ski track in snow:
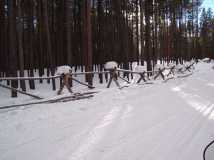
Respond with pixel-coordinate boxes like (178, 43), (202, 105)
(0, 62), (214, 160)
(68, 105), (123, 160)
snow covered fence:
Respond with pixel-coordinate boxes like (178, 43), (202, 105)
(0, 61), (197, 98)
(0, 61), (195, 82)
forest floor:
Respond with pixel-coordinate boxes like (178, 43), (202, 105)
(0, 61), (214, 160)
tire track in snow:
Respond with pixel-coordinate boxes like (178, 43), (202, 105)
(169, 84), (214, 159)
(68, 105), (123, 160)
(139, 83), (214, 160)
(141, 114), (200, 160)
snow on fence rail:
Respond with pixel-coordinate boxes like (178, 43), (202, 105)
(0, 75), (61, 81)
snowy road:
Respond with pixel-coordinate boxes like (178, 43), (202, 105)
(0, 62), (214, 160)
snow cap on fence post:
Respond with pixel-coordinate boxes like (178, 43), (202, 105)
(104, 61), (118, 70)
(202, 58), (211, 63)
(190, 59), (195, 64)
(134, 65), (147, 72)
(56, 65), (72, 75)
(155, 64), (164, 70)
(176, 64), (184, 70)
(184, 62), (191, 67)
(168, 63), (175, 68)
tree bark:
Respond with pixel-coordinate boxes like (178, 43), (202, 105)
(43, 0), (56, 90)
(8, 0), (18, 97)
(83, 0), (93, 86)
(17, 0), (26, 91)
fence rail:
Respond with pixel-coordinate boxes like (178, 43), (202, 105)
(0, 75), (61, 81)
(0, 71), (111, 81)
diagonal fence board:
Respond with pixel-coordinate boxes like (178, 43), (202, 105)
(0, 83), (43, 100)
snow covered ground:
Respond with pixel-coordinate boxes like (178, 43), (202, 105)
(0, 62), (214, 160)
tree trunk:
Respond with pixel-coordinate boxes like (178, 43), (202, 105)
(17, 0), (26, 91)
(145, 0), (152, 72)
(8, 0), (18, 97)
(43, 0), (56, 90)
(83, 0), (93, 86)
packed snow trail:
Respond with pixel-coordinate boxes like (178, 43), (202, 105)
(0, 62), (214, 160)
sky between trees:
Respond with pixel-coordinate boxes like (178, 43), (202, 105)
(202, 0), (214, 10)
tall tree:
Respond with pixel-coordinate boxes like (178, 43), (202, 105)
(17, 0), (26, 91)
(83, 0), (93, 86)
(43, 0), (56, 90)
(8, 0), (18, 97)
(144, 0), (152, 71)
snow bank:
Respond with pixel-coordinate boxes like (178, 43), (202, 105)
(56, 65), (72, 75)
(104, 61), (118, 70)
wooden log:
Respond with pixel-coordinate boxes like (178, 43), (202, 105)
(118, 76), (131, 84)
(184, 62), (195, 72)
(154, 68), (165, 80)
(117, 68), (155, 74)
(137, 72), (147, 83)
(0, 83), (43, 99)
(72, 77), (95, 89)
(106, 68), (121, 88)
(166, 66), (175, 77)
(0, 92), (98, 110)
(0, 75), (61, 81)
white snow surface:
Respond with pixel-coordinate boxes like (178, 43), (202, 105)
(176, 64), (184, 70)
(168, 63), (176, 68)
(155, 64), (165, 70)
(184, 62), (192, 67)
(56, 65), (72, 75)
(134, 65), (147, 72)
(202, 58), (211, 62)
(0, 62), (214, 160)
(104, 61), (118, 70)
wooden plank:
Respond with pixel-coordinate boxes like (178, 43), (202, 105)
(117, 68), (155, 74)
(0, 83), (43, 100)
(72, 78), (95, 89)
(0, 91), (97, 110)
(118, 76), (131, 83)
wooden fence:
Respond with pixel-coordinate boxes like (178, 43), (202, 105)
(0, 62), (195, 99)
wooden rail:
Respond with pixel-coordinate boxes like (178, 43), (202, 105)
(0, 75), (61, 81)
(0, 83), (43, 99)
(0, 71), (110, 81)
